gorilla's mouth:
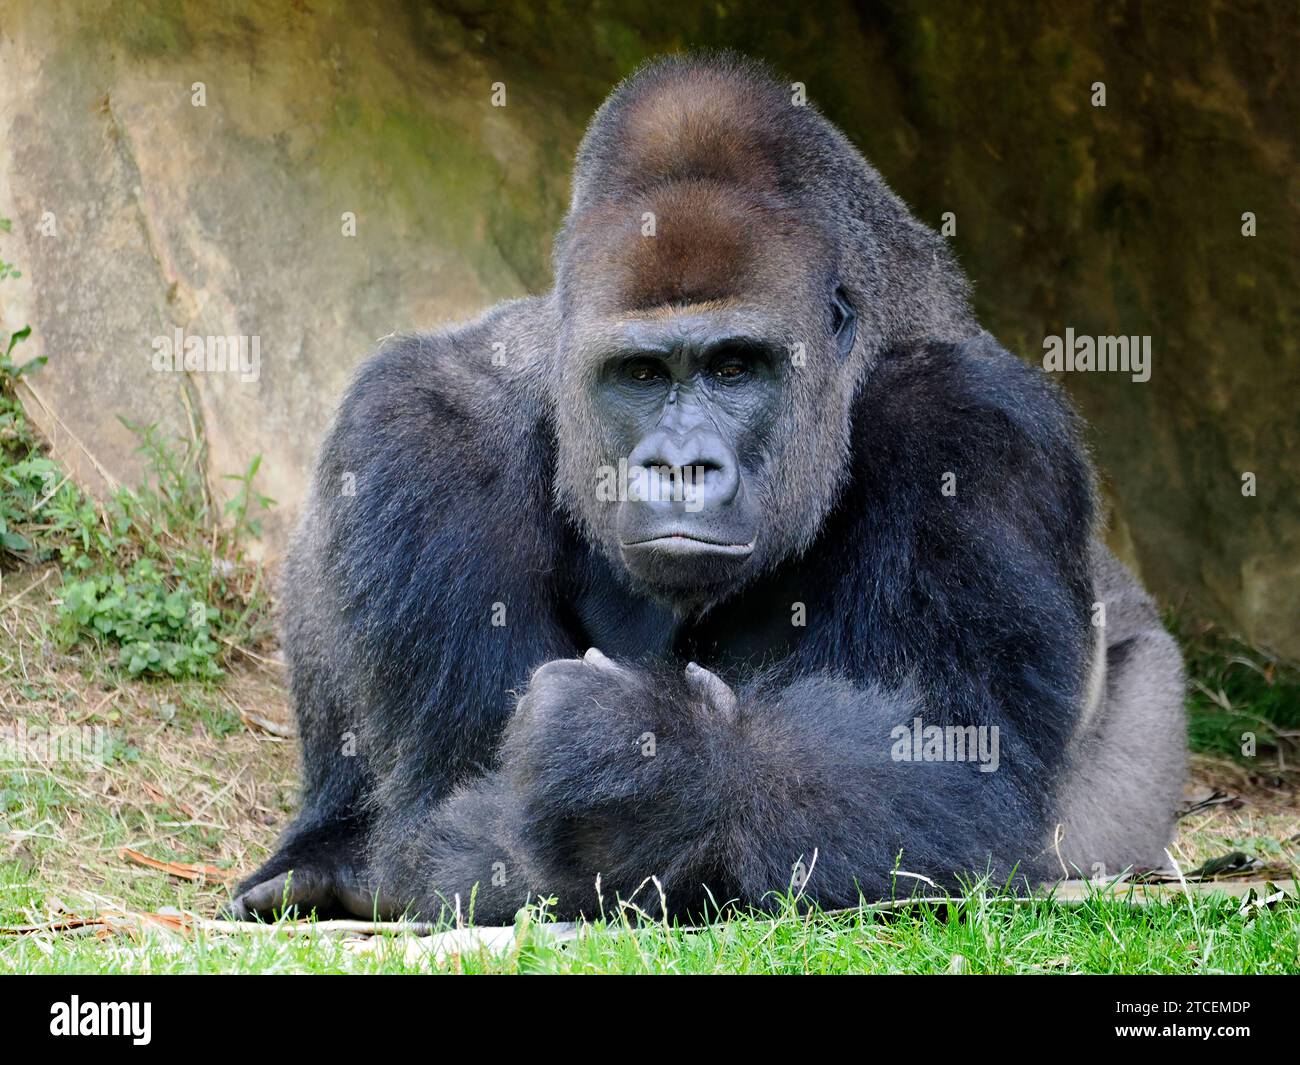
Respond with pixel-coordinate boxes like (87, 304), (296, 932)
(620, 532), (756, 557)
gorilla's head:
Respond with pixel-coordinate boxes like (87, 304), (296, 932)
(550, 54), (973, 609)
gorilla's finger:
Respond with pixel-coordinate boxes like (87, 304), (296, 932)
(218, 896), (251, 921)
(232, 872), (296, 917)
(685, 662), (739, 719)
(335, 876), (390, 920)
(231, 868), (331, 919)
(583, 647), (626, 674)
(525, 657), (594, 703)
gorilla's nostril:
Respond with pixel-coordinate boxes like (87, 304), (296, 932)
(672, 461), (717, 488)
(628, 430), (739, 507)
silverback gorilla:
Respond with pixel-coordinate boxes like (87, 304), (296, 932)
(228, 54), (1187, 922)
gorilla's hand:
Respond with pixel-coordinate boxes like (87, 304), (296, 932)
(222, 814), (386, 920)
(505, 650), (729, 807)
(499, 651), (742, 911)
(505, 648), (669, 801)
(223, 857), (383, 921)
(519, 647), (634, 705)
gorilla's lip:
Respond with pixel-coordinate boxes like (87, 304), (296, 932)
(620, 533), (756, 557)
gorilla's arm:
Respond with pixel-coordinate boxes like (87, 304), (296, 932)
(381, 653), (1059, 923)
(230, 300), (577, 918)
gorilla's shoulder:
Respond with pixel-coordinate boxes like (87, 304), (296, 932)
(864, 332), (1078, 444)
(336, 296), (556, 452)
(309, 296), (562, 516)
(306, 294), (562, 558)
(300, 296), (566, 628)
(854, 331), (1095, 544)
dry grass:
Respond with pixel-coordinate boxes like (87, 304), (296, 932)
(1175, 755), (1300, 874)
(1, 565), (293, 925)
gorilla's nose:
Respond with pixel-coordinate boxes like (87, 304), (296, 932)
(627, 429), (740, 510)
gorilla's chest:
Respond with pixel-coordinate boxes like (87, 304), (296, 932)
(572, 557), (821, 682)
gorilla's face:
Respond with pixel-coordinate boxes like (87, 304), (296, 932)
(590, 310), (786, 595)
(557, 283), (859, 608)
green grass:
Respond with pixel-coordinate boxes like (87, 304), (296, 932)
(3, 890), (1297, 974)
(1171, 615), (1300, 764)
(1, 283), (274, 681)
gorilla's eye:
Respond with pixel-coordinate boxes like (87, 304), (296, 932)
(625, 358), (665, 384)
(707, 339), (767, 384)
(830, 285), (858, 360)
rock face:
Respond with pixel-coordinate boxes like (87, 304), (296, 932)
(0, 1), (1296, 657)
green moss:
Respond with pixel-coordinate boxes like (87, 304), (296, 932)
(112, 0), (195, 58)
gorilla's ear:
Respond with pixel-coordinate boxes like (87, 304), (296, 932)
(830, 285), (858, 360)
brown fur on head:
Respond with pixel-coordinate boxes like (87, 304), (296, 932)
(565, 182), (812, 316)
(550, 53), (975, 602)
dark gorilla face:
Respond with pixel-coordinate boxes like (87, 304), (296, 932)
(562, 286), (860, 607)
(591, 312), (786, 594)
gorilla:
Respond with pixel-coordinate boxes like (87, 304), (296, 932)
(227, 54), (1186, 923)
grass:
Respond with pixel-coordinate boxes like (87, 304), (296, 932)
(1173, 615), (1300, 765)
(3, 890), (1299, 974)
(1, 218), (1297, 973)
